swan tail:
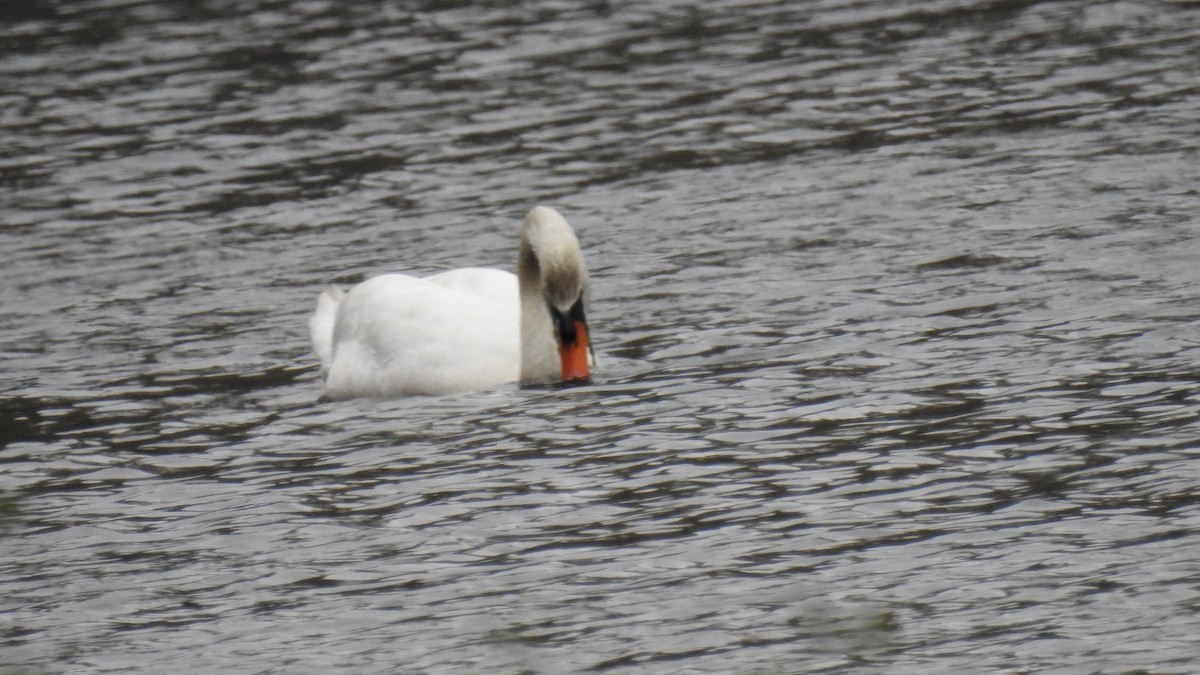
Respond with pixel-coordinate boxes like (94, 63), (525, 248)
(309, 286), (345, 373)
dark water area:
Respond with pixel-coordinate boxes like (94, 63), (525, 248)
(3, 0), (1200, 672)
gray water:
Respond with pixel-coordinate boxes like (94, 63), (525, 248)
(3, 1), (1200, 672)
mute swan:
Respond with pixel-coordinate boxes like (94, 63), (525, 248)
(309, 206), (592, 399)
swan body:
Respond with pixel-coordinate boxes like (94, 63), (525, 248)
(310, 206), (591, 399)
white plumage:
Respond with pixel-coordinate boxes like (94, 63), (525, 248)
(309, 206), (591, 399)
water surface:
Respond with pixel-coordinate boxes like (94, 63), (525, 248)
(3, 1), (1200, 672)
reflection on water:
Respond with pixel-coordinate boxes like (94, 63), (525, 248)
(3, 0), (1200, 672)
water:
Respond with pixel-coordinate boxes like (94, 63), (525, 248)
(3, 0), (1200, 672)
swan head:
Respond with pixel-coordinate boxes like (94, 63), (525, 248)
(517, 206), (592, 385)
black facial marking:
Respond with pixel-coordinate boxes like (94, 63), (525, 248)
(568, 297), (586, 327)
(548, 297), (586, 347)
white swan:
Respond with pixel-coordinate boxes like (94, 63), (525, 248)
(309, 206), (592, 399)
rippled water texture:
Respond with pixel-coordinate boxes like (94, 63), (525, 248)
(3, 1), (1200, 672)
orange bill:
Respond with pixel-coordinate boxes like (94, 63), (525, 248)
(558, 321), (590, 382)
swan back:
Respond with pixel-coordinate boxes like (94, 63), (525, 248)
(322, 270), (520, 399)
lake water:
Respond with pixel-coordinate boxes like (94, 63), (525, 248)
(3, 0), (1200, 672)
